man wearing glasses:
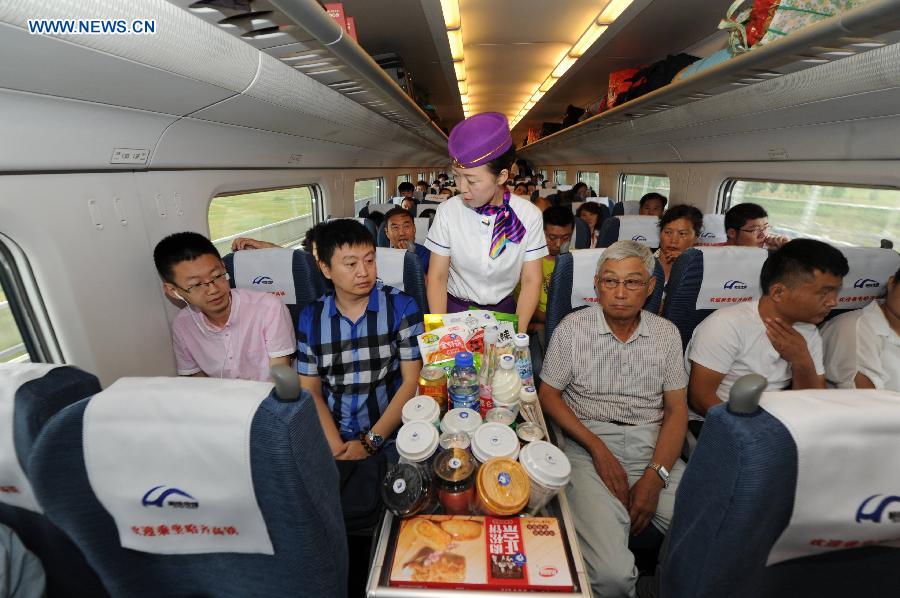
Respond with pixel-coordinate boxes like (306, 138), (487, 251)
(539, 240), (687, 597)
(724, 202), (790, 249)
(153, 232), (295, 381)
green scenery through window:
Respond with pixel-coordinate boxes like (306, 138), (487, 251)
(208, 186), (315, 255)
(578, 171), (600, 195)
(727, 180), (900, 247)
(622, 174), (670, 203)
(0, 289), (29, 363)
(354, 178), (383, 215)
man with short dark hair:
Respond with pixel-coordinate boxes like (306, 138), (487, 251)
(296, 219), (424, 459)
(397, 181), (415, 200)
(638, 193), (667, 217)
(687, 239), (849, 419)
(383, 207), (430, 275)
(724, 202), (790, 249)
(518, 206), (574, 330)
(153, 232), (295, 381)
(400, 196), (418, 212)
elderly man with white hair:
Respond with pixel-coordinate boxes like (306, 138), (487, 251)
(539, 240), (688, 598)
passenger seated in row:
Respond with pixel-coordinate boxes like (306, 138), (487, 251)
(153, 232), (295, 381)
(401, 197), (418, 213)
(638, 192), (667, 217)
(514, 182), (529, 196)
(517, 206), (574, 331)
(657, 204), (703, 283)
(415, 180), (429, 194)
(571, 182), (590, 200)
(383, 207), (431, 274)
(821, 264), (900, 390)
(576, 201), (605, 248)
(296, 219), (424, 458)
(687, 239), (848, 420)
(397, 181), (415, 200)
(539, 241), (687, 598)
(724, 202), (790, 249)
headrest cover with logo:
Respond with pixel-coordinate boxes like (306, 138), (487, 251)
(448, 112), (512, 169)
(761, 389), (900, 564)
(233, 248), (297, 305)
(0, 363), (60, 513)
(568, 249), (606, 308)
(695, 246), (768, 309)
(423, 193), (447, 203)
(376, 247), (407, 291)
(699, 214), (727, 246)
(837, 248), (900, 309)
(587, 197), (612, 209)
(617, 216), (660, 247)
(83, 377), (275, 555)
(623, 201), (641, 215)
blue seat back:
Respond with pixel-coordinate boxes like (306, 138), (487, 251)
(662, 399), (899, 598)
(597, 215), (660, 249)
(362, 218), (378, 240)
(375, 247), (428, 314)
(29, 389), (347, 598)
(572, 218), (591, 250)
(612, 201), (624, 216)
(376, 220), (390, 248)
(0, 366), (107, 597)
(545, 249), (665, 342)
(223, 248), (326, 329)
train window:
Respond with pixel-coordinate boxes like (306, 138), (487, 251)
(620, 174), (671, 202)
(578, 171), (599, 193)
(723, 179), (900, 247)
(208, 185), (320, 254)
(417, 172), (426, 182)
(0, 237), (55, 363)
(0, 288), (29, 363)
(554, 170), (567, 186)
(354, 178), (383, 215)
(538, 169), (547, 181)
(397, 174), (411, 185)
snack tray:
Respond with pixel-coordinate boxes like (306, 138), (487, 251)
(366, 404), (592, 597)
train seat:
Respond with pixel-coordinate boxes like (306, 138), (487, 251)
(375, 247), (428, 313)
(0, 364), (106, 597)
(597, 215), (661, 249)
(663, 246), (769, 350)
(612, 200), (641, 216)
(827, 247), (900, 321)
(223, 247), (327, 328)
(29, 372), (347, 598)
(572, 217), (592, 249)
(662, 375), (900, 597)
(698, 214), (728, 246)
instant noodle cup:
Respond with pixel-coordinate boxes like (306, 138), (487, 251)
(518, 440), (571, 513)
(476, 457), (530, 517)
(440, 408), (482, 439)
(402, 395), (441, 429)
(396, 421), (440, 468)
(471, 422), (520, 465)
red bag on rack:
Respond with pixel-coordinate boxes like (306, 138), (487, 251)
(607, 67), (640, 108)
(746, 0), (780, 47)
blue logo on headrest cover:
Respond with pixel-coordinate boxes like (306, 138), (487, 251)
(252, 276), (273, 285)
(856, 494), (900, 523)
(724, 280), (748, 290)
(142, 486), (199, 509)
(853, 278), (879, 289)
(700, 231), (716, 239)
(632, 235), (647, 242)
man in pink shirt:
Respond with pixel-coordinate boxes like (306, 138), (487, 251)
(153, 232), (295, 381)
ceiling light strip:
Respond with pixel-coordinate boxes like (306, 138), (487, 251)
(441, 0), (469, 117)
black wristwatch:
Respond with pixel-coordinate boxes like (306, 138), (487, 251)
(361, 430), (384, 454)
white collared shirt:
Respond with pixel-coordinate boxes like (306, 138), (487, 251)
(821, 301), (900, 391)
(425, 194), (548, 305)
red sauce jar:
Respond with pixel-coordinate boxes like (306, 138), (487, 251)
(433, 448), (476, 515)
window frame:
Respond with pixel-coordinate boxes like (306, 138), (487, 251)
(553, 169), (567, 186)
(354, 177), (384, 215)
(618, 173), (671, 203)
(577, 171), (600, 193)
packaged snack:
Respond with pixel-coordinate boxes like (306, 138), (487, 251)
(417, 325), (470, 365)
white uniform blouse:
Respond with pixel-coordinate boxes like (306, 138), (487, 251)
(425, 194), (548, 305)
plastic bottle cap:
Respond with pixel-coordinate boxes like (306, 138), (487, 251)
(396, 421), (440, 463)
(519, 386), (538, 403)
(402, 395), (440, 425)
(454, 351), (474, 368)
(472, 423), (520, 463)
(499, 354), (515, 369)
(513, 333), (530, 348)
(518, 440), (571, 488)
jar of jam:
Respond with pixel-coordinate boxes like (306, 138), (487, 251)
(381, 463), (436, 518)
(475, 457), (530, 517)
(433, 448), (476, 515)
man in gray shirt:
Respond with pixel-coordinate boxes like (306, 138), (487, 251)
(539, 240), (687, 598)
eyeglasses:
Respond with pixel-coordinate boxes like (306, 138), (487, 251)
(177, 272), (229, 294)
(598, 277), (648, 291)
(740, 225), (769, 235)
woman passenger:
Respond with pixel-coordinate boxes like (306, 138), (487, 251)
(571, 182), (590, 200)
(425, 112), (546, 333)
(575, 202), (605, 248)
(657, 204), (703, 283)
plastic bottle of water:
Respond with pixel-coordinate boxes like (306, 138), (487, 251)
(449, 351), (480, 412)
(513, 333), (535, 387)
(478, 327), (500, 418)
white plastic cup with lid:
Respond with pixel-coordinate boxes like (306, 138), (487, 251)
(518, 440), (571, 513)
(471, 422), (520, 464)
(402, 395), (441, 429)
(440, 408), (482, 439)
(396, 421), (440, 466)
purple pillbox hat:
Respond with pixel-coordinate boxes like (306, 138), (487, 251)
(447, 112), (513, 169)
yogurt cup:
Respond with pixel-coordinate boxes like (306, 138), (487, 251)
(471, 422), (520, 464)
(518, 440), (571, 513)
(396, 421), (440, 466)
(401, 395), (441, 429)
(440, 408), (482, 439)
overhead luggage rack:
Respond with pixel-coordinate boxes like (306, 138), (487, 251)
(520, 0), (900, 154)
(172, 0), (447, 153)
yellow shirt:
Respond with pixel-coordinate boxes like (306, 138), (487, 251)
(516, 256), (556, 315)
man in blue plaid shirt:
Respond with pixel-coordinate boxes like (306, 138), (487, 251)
(296, 219), (424, 460)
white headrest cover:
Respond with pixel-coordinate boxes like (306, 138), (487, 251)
(233, 248), (296, 305)
(556, 184), (573, 191)
(0, 363), (60, 513)
(761, 389), (900, 564)
(366, 203), (396, 215)
(83, 377), (274, 555)
(837, 248), (900, 309)
(617, 216), (660, 247)
(623, 201), (641, 215)
(569, 249), (606, 307)
(695, 246), (768, 309)
(538, 188), (556, 198)
(376, 247), (407, 291)
(571, 201), (584, 215)
(587, 197), (612, 209)
(414, 218), (429, 244)
(699, 214), (727, 246)
(423, 194), (447, 203)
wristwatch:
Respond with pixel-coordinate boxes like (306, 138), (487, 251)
(646, 463), (670, 488)
(364, 430), (385, 453)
